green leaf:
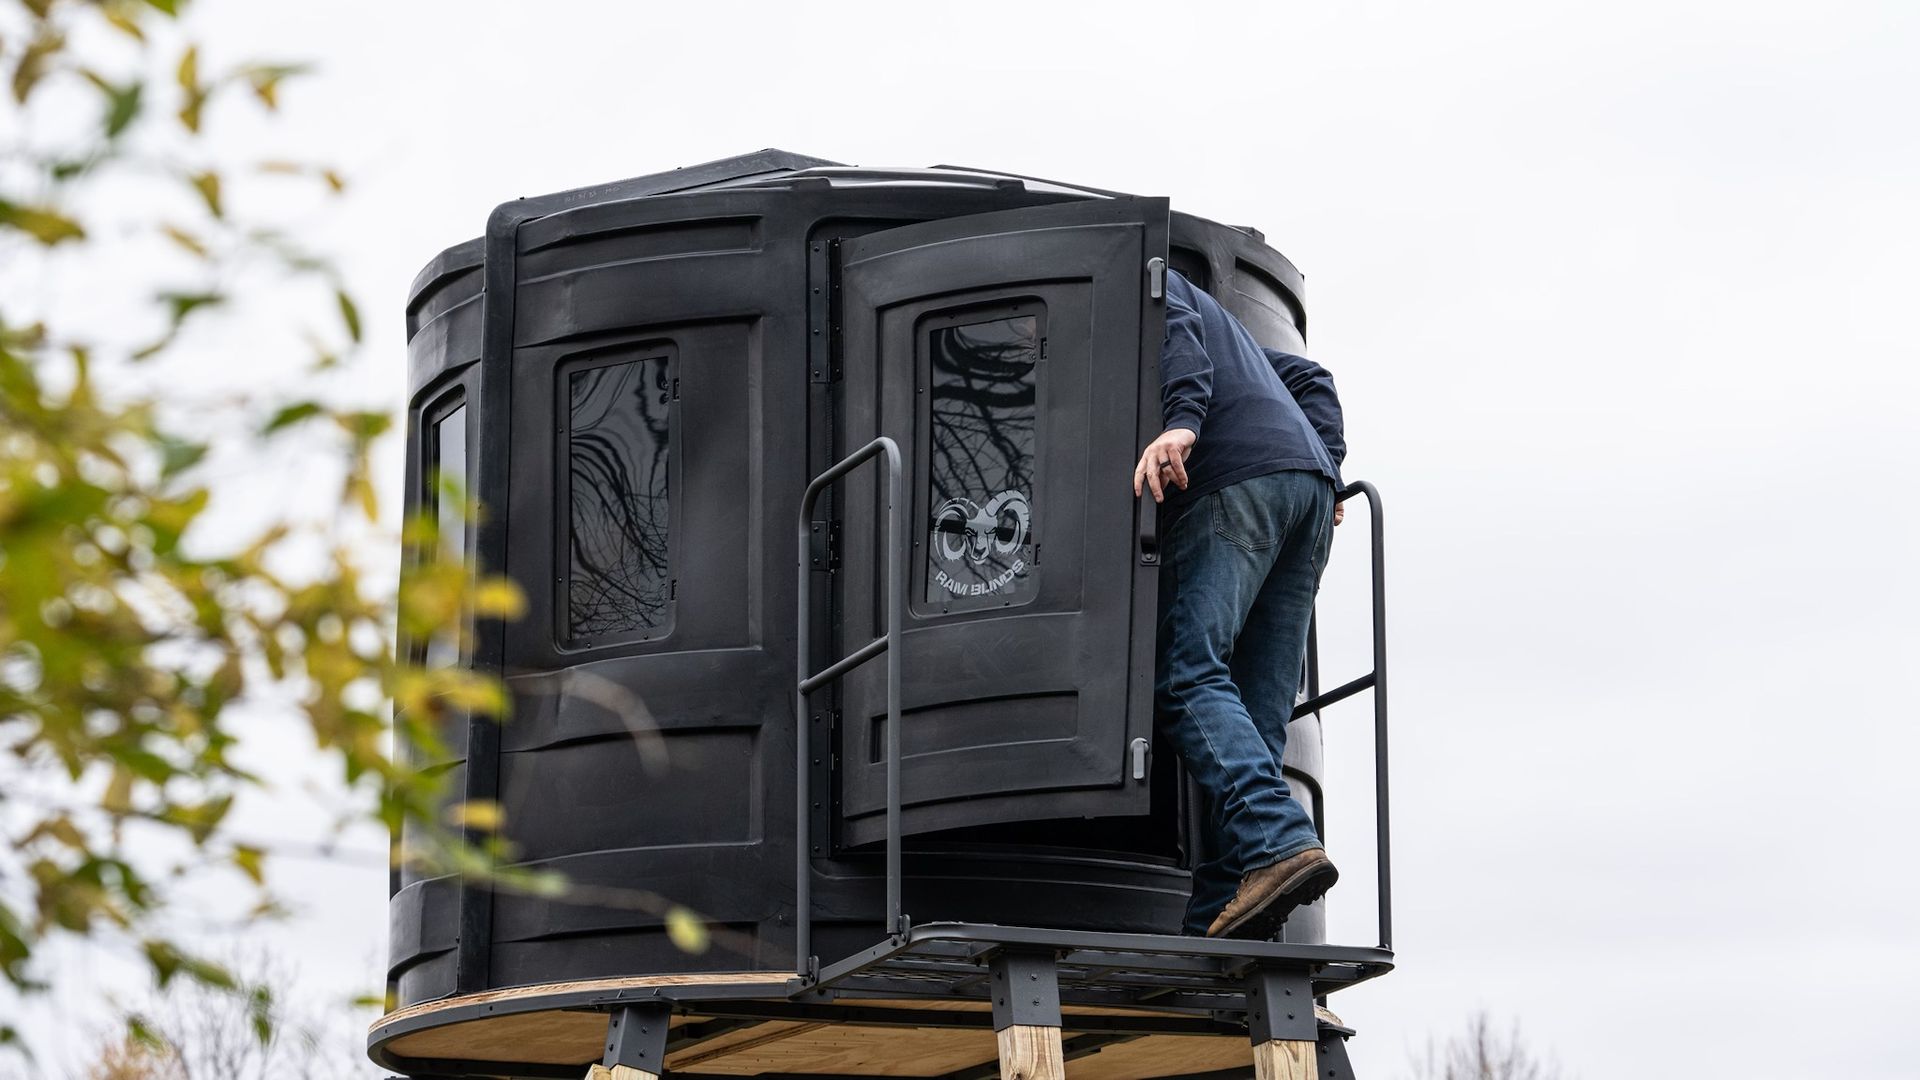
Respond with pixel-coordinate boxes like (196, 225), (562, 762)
(0, 200), (85, 245)
(262, 401), (322, 434)
(335, 409), (392, 441)
(83, 71), (144, 139)
(145, 0), (183, 14)
(248, 984), (273, 1043)
(336, 289), (362, 343)
(157, 434), (208, 479)
(159, 290), (225, 326)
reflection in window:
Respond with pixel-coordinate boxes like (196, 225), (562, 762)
(925, 314), (1039, 611)
(566, 355), (671, 644)
(425, 403), (466, 669)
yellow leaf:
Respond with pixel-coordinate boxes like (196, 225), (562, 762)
(665, 907), (710, 954)
(175, 46), (204, 132)
(161, 224), (209, 258)
(231, 844), (266, 885)
(11, 29), (65, 105)
(0, 200), (85, 245)
(188, 171), (222, 217)
(472, 579), (526, 619)
(444, 800), (504, 832)
(46, 816), (87, 850)
(103, 767), (134, 813)
(105, 11), (147, 41)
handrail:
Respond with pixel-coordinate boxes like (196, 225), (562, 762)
(1291, 480), (1391, 951)
(795, 437), (905, 977)
(795, 463), (1388, 972)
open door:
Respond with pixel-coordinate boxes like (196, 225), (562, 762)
(834, 196), (1170, 846)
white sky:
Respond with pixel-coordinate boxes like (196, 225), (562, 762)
(19, 0), (1920, 1076)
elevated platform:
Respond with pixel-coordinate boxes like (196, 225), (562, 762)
(369, 923), (1390, 1079)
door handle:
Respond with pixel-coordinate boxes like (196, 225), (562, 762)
(1138, 497), (1159, 565)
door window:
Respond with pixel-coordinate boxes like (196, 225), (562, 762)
(562, 350), (673, 646)
(424, 398), (467, 669)
(922, 308), (1043, 614)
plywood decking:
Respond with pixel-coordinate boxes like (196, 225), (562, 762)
(374, 976), (1345, 1078)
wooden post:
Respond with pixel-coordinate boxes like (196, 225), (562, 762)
(996, 1025), (1066, 1080)
(586, 1067), (658, 1080)
(989, 950), (1064, 1080)
(1252, 1038), (1316, 1080)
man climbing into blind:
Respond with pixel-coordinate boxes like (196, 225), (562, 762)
(1132, 268), (1347, 940)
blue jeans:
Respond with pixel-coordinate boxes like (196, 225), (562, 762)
(1156, 469), (1334, 935)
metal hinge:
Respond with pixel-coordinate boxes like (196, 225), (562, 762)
(1146, 256), (1167, 300)
(808, 521), (840, 570)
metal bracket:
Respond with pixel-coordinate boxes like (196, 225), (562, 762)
(987, 951), (1061, 1032)
(1245, 968), (1316, 1043)
(808, 239), (837, 383)
(1317, 1025), (1357, 1078)
(808, 520), (840, 570)
(602, 1002), (672, 1074)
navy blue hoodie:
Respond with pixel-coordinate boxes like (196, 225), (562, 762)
(1159, 269), (1345, 522)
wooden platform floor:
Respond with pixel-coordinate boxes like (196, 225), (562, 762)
(374, 973), (1329, 1077)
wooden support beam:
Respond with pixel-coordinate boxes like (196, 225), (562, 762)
(1252, 1039), (1316, 1080)
(585, 1065), (657, 1080)
(996, 1024), (1065, 1080)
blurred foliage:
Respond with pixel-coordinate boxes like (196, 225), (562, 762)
(1404, 1013), (1569, 1080)
(76, 950), (366, 1080)
(0, 0), (539, 1049)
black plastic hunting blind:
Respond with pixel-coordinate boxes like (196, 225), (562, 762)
(373, 151), (1394, 1080)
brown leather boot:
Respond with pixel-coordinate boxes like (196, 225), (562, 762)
(1204, 848), (1339, 940)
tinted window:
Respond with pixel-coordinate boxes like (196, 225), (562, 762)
(925, 314), (1039, 612)
(565, 354), (671, 644)
(425, 403), (466, 669)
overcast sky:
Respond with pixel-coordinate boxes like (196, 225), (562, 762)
(22, 1), (1920, 1076)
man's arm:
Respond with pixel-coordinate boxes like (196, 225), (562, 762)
(1265, 348), (1345, 469)
(1135, 279), (1211, 502)
(1161, 281), (1212, 438)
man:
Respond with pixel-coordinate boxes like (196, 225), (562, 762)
(1133, 268), (1346, 940)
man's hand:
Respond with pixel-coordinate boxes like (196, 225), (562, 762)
(1133, 428), (1197, 503)
(1334, 501), (1345, 527)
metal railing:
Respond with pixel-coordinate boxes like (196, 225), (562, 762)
(794, 437), (905, 976)
(794, 462), (1390, 972)
(1292, 481), (1391, 950)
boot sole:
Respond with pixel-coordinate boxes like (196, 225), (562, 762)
(1215, 858), (1340, 942)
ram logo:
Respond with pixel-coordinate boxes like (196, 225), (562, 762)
(931, 490), (1031, 565)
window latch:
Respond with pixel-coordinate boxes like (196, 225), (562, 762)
(1146, 257), (1167, 300)
(1130, 737), (1149, 781)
